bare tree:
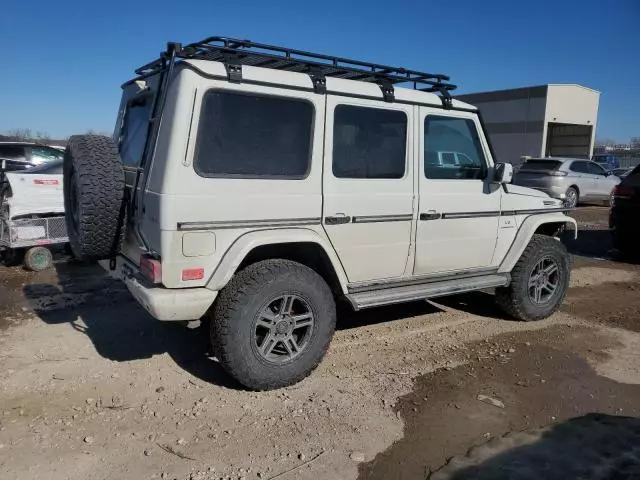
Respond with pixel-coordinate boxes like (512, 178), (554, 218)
(34, 131), (52, 144)
(631, 137), (640, 149)
(5, 128), (33, 141)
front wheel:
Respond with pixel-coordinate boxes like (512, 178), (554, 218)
(496, 235), (570, 321)
(210, 259), (336, 390)
(24, 246), (53, 271)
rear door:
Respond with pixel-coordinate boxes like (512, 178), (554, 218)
(322, 96), (414, 283)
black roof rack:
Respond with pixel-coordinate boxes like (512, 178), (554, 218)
(134, 37), (457, 107)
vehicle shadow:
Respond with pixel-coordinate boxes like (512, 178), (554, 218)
(563, 227), (639, 265)
(429, 413), (640, 479)
(24, 263), (521, 388)
(22, 261), (240, 389)
(432, 290), (513, 320)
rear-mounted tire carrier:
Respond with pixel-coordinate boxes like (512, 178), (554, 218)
(63, 135), (126, 261)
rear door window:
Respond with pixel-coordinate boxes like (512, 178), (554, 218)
(332, 105), (407, 179)
(194, 91), (314, 178)
(570, 161), (590, 174)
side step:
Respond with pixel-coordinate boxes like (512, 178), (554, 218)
(345, 274), (511, 310)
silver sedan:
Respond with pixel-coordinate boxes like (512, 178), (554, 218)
(513, 157), (621, 208)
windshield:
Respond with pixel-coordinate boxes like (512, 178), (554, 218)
(520, 160), (563, 171)
(119, 95), (152, 167)
(31, 146), (64, 165)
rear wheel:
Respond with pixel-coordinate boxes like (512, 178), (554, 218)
(564, 187), (579, 208)
(496, 235), (570, 321)
(210, 259), (336, 390)
(24, 246), (53, 271)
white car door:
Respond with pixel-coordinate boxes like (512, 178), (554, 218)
(414, 109), (501, 275)
(322, 96), (414, 283)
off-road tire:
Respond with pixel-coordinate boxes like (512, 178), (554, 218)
(210, 259), (336, 390)
(63, 135), (125, 261)
(564, 187), (579, 208)
(24, 246), (53, 271)
(495, 234), (570, 321)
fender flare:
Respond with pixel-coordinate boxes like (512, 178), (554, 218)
(205, 227), (349, 293)
(498, 213), (577, 273)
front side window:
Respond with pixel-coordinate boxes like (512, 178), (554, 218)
(194, 91), (313, 178)
(119, 94), (152, 167)
(424, 116), (486, 180)
(588, 162), (607, 176)
(332, 105), (407, 179)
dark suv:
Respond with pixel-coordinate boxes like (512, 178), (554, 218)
(0, 142), (64, 171)
(610, 164), (640, 258)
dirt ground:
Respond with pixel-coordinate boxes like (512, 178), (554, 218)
(1, 206), (639, 480)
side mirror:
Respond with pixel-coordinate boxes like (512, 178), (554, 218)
(494, 163), (514, 184)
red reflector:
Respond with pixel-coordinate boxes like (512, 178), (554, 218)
(140, 256), (162, 284)
(34, 179), (59, 185)
(182, 268), (204, 281)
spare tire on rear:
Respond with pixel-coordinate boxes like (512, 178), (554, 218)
(63, 135), (125, 261)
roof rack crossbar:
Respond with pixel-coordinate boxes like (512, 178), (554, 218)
(133, 37), (457, 101)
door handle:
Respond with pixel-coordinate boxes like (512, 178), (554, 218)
(420, 210), (441, 221)
(325, 215), (351, 225)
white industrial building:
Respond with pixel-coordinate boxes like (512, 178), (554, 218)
(456, 84), (600, 167)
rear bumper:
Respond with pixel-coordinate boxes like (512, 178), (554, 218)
(99, 258), (218, 321)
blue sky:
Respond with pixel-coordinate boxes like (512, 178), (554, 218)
(1, 0), (638, 141)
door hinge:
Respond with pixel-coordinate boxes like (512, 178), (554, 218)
(224, 54), (242, 83)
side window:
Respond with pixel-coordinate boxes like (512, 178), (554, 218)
(119, 94), (153, 167)
(424, 116), (486, 180)
(332, 105), (407, 179)
(0, 145), (27, 162)
(570, 161), (589, 173)
(588, 162), (606, 176)
(194, 91), (314, 178)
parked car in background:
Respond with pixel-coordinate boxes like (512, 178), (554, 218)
(610, 165), (640, 259)
(0, 142), (64, 172)
(512, 157), (620, 208)
(592, 153), (620, 172)
(612, 167), (633, 178)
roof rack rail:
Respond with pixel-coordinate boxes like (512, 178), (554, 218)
(134, 37), (457, 108)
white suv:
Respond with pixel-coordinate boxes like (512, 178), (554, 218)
(62, 37), (577, 390)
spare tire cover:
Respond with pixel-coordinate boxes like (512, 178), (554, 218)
(63, 135), (125, 261)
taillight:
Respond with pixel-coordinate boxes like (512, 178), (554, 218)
(613, 185), (634, 198)
(549, 171), (568, 177)
(140, 255), (162, 284)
